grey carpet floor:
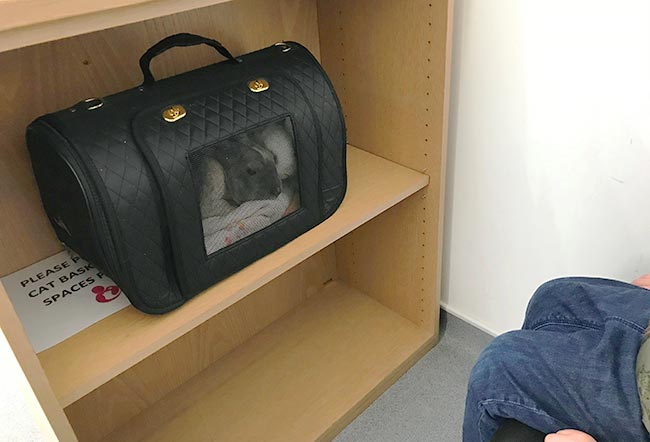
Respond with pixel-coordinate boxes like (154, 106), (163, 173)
(334, 312), (493, 442)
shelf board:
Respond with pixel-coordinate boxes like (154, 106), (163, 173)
(103, 281), (433, 441)
(37, 146), (428, 407)
(0, 0), (234, 53)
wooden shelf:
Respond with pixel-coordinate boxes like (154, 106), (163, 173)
(101, 281), (433, 442)
(38, 146), (428, 407)
(0, 0), (235, 53)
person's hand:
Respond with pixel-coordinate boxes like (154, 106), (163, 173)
(545, 429), (596, 442)
(633, 274), (650, 290)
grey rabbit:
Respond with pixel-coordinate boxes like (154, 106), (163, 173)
(212, 134), (282, 206)
(195, 155), (234, 219)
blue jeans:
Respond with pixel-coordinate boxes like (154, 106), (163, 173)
(463, 277), (650, 442)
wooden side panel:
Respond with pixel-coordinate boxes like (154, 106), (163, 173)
(318, 0), (452, 331)
(0, 285), (77, 441)
(65, 247), (336, 442)
(0, 0), (320, 277)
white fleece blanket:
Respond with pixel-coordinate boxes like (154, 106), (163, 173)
(202, 188), (295, 254)
(199, 119), (299, 254)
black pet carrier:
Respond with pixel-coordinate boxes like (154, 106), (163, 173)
(26, 33), (347, 313)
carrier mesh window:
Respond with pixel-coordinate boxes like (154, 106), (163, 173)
(190, 117), (301, 255)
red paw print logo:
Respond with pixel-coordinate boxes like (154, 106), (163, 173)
(92, 285), (121, 303)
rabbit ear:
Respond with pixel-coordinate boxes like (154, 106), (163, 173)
(258, 123), (295, 179)
(250, 144), (275, 164)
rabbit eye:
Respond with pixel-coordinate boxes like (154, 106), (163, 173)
(246, 167), (257, 176)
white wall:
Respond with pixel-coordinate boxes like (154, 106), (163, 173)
(442, 0), (650, 336)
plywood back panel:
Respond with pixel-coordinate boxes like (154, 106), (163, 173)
(319, 0), (452, 331)
(65, 247), (336, 442)
(335, 190), (436, 328)
(0, 0), (320, 277)
(319, 0), (449, 170)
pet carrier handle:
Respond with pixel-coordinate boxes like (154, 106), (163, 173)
(139, 33), (240, 85)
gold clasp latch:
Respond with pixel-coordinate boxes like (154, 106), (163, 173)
(82, 97), (104, 110)
(248, 78), (270, 93)
(162, 104), (187, 122)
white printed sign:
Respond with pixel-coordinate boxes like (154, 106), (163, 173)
(1, 250), (130, 352)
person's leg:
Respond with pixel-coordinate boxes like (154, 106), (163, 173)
(464, 278), (650, 442)
(463, 330), (570, 442)
(463, 323), (646, 442)
(523, 277), (650, 332)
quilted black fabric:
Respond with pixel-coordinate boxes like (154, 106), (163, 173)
(26, 42), (346, 313)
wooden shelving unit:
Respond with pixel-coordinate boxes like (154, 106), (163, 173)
(39, 146), (429, 408)
(0, 0), (453, 441)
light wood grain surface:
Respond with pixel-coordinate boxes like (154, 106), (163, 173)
(38, 146), (428, 407)
(0, 0), (242, 52)
(65, 248), (337, 441)
(0, 283), (78, 441)
(101, 281), (433, 442)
